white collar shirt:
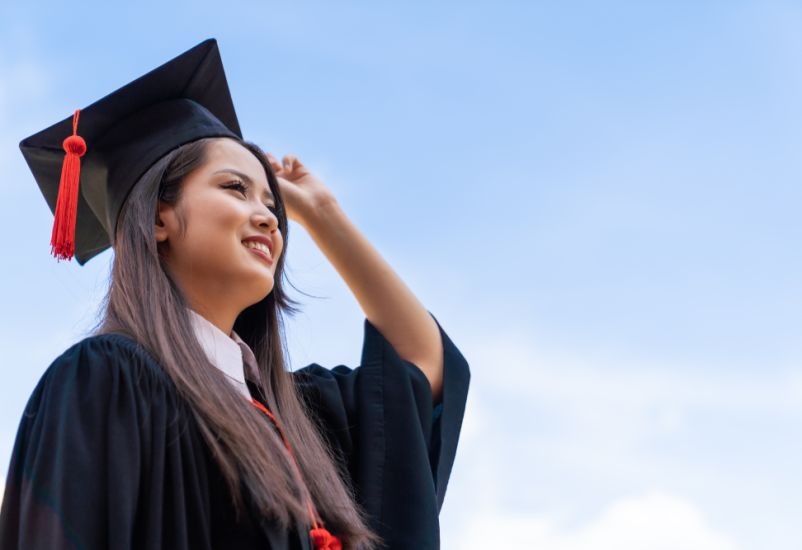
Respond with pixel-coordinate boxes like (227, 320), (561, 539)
(188, 309), (261, 400)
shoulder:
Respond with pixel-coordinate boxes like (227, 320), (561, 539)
(35, 332), (178, 407)
(59, 331), (158, 359)
(49, 332), (163, 375)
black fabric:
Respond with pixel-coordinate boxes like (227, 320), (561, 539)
(19, 37), (241, 264)
(292, 313), (470, 549)
(0, 334), (306, 550)
(0, 314), (470, 549)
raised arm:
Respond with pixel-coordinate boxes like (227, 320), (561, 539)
(268, 153), (444, 402)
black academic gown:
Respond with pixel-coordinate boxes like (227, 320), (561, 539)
(0, 314), (470, 549)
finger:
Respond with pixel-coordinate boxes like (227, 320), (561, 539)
(266, 152), (283, 173)
(283, 154), (297, 172)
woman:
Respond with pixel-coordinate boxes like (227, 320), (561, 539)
(0, 40), (469, 549)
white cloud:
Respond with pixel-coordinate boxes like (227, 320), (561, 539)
(451, 492), (739, 550)
(438, 325), (801, 549)
(461, 327), (802, 427)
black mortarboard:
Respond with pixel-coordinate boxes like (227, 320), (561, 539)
(19, 38), (242, 264)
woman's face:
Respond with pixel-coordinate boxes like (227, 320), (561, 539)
(155, 138), (284, 317)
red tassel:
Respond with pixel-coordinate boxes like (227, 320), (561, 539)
(50, 109), (87, 261)
(310, 527), (342, 550)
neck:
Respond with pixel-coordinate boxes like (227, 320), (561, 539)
(186, 298), (239, 336)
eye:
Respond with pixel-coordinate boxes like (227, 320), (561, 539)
(223, 179), (278, 215)
(222, 179), (249, 196)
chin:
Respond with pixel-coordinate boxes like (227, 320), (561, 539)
(244, 277), (275, 305)
(232, 262), (276, 303)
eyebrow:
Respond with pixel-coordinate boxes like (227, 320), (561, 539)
(213, 168), (275, 202)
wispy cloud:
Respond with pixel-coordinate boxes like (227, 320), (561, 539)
(451, 492), (739, 550)
(440, 326), (801, 546)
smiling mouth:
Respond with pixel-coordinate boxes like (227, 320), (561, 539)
(242, 241), (273, 264)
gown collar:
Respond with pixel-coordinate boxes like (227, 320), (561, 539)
(187, 309), (260, 399)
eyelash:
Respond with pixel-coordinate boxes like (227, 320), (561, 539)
(222, 180), (278, 214)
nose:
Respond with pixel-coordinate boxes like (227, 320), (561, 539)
(251, 204), (279, 232)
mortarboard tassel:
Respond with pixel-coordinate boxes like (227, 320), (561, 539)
(50, 109), (87, 261)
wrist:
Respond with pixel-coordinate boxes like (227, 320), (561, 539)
(298, 195), (343, 231)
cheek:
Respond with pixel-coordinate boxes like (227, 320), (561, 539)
(177, 199), (245, 257)
(274, 233), (285, 260)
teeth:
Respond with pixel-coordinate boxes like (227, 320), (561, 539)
(243, 241), (271, 256)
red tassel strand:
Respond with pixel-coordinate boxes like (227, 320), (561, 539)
(50, 109), (87, 261)
(250, 398), (342, 550)
(310, 527), (342, 550)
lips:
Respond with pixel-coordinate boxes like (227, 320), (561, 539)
(242, 236), (273, 264)
(242, 235), (272, 253)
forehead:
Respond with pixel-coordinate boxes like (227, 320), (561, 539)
(204, 138), (268, 185)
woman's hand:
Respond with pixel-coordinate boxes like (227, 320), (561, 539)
(266, 153), (337, 227)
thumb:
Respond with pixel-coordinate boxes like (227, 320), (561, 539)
(266, 152), (283, 174)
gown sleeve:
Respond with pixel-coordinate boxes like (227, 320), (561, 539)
(292, 312), (470, 548)
(0, 334), (218, 550)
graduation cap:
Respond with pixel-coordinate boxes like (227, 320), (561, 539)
(19, 38), (242, 264)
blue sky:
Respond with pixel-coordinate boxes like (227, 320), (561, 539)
(1, 1), (801, 548)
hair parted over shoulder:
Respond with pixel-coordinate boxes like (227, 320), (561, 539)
(95, 136), (381, 550)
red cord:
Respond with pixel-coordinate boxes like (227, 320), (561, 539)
(250, 399), (342, 549)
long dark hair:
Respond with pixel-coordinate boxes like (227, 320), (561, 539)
(96, 136), (380, 549)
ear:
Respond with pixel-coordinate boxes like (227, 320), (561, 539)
(155, 200), (173, 243)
